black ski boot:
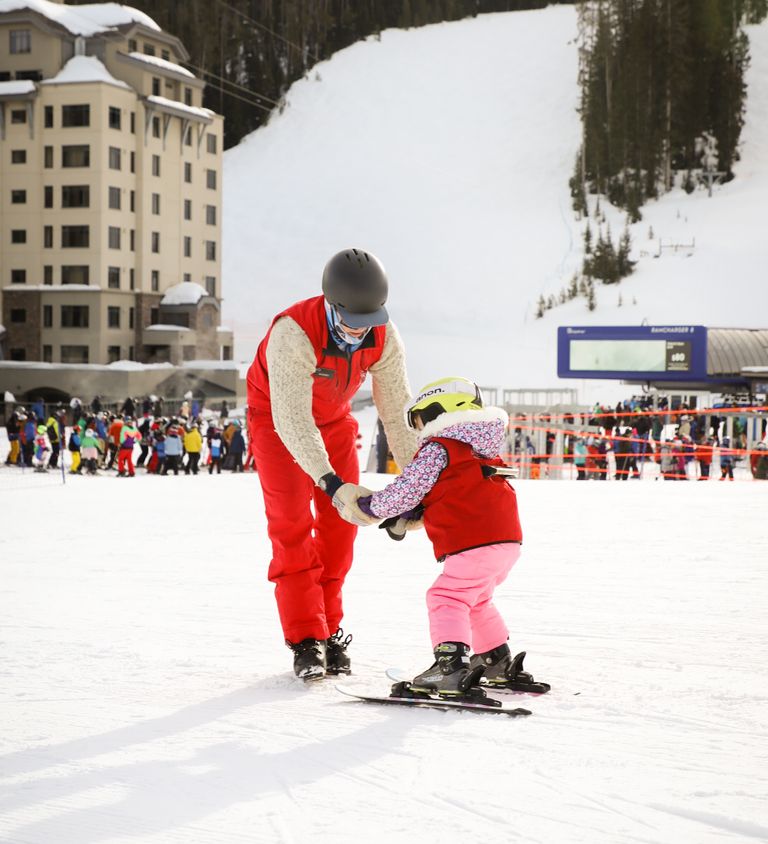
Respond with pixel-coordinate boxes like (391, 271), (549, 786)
(287, 637), (326, 681)
(326, 629), (353, 675)
(410, 642), (484, 697)
(470, 644), (550, 693)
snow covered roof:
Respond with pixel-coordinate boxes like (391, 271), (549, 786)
(127, 51), (193, 79)
(41, 55), (131, 89)
(0, 1), (160, 36)
(0, 79), (35, 96)
(160, 282), (208, 306)
(146, 95), (214, 121)
(145, 324), (192, 333)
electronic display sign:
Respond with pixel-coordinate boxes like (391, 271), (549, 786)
(557, 326), (708, 381)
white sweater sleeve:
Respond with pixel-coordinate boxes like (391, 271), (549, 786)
(265, 317), (335, 483)
(369, 322), (420, 470)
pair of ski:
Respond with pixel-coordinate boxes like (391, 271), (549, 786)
(337, 660), (550, 718)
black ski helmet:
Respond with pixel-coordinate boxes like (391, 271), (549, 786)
(321, 248), (389, 328)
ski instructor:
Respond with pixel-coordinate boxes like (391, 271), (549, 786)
(246, 248), (418, 681)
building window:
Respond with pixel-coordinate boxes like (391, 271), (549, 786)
(183, 273), (191, 282)
(10, 308), (26, 323)
(162, 49), (170, 61)
(108, 266), (120, 289)
(151, 193), (160, 214)
(130, 112), (135, 133)
(61, 265), (89, 285)
(152, 77), (160, 96)
(183, 199), (192, 220)
(129, 269), (135, 290)
(44, 186), (53, 207)
(12, 149), (27, 164)
(62, 104), (90, 127)
(183, 236), (191, 258)
(207, 133), (217, 154)
(11, 189), (26, 204)
(184, 87), (192, 106)
(44, 146), (53, 167)
(44, 265), (53, 285)
(184, 126), (192, 147)
(130, 151), (135, 173)
(16, 69), (41, 82)
(205, 205), (216, 225)
(222, 345), (232, 361)
(43, 305), (53, 327)
(128, 39), (137, 52)
(109, 106), (121, 130)
(61, 306), (89, 328)
(130, 229), (135, 251)
(151, 270), (159, 292)
(108, 306), (121, 328)
(129, 307), (135, 329)
(43, 226), (53, 248)
(150, 307), (159, 323)
(145, 44), (156, 57)
(44, 105), (54, 128)
(184, 162), (192, 183)
(62, 226), (89, 248)
(108, 226), (121, 249)
(62, 145), (89, 167)
(108, 146), (121, 170)
(9, 349), (26, 361)
(130, 190), (135, 212)
(10, 29), (31, 54)
(61, 345), (89, 364)
(0, 72), (9, 82)
(11, 269), (26, 284)
(205, 276), (216, 296)
(152, 155), (160, 176)
(152, 116), (161, 138)
(107, 345), (121, 363)
(108, 186), (121, 209)
(206, 169), (217, 190)
(11, 230), (27, 244)
(11, 110), (27, 124)
(62, 185), (89, 207)
(43, 345), (53, 363)
(151, 232), (160, 253)
(205, 241), (216, 261)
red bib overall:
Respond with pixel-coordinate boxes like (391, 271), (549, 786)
(247, 296), (386, 642)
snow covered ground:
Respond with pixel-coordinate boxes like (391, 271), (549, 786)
(2, 450), (767, 844)
(223, 7), (768, 404)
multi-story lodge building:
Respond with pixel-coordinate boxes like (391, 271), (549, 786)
(0, 0), (232, 367)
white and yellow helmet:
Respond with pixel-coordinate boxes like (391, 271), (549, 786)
(407, 377), (483, 429)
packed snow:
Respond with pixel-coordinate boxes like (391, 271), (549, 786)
(1, 434), (767, 843)
(41, 55), (130, 89)
(223, 7), (768, 403)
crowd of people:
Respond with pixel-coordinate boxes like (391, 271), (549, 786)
(3, 401), (251, 477)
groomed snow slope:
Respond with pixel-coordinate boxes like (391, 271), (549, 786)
(223, 7), (768, 401)
(1, 462), (767, 843)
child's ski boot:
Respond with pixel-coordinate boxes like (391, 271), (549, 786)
(471, 644), (550, 693)
(409, 642), (485, 698)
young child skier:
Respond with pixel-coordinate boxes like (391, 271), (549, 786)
(33, 424), (52, 472)
(357, 377), (542, 697)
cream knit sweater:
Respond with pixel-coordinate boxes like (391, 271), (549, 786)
(265, 317), (420, 483)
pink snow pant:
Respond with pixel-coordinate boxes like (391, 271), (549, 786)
(426, 542), (521, 653)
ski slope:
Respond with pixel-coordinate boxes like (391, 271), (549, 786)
(1, 457), (767, 843)
(223, 6), (768, 402)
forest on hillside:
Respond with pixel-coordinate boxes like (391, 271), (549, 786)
(69, 0), (573, 148)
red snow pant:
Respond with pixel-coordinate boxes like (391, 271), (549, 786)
(247, 408), (360, 644)
(117, 447), (135, 476)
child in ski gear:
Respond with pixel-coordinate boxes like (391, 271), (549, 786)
(208, 429), (223, 474)
(81, 427), (100, 474)
(162, 419), (184, 475)
(358, 377), (526, 697)
(33, 424), (52, 471)
(117, 417), (140, 477)
(245, 248), (418, 680)
(68, 425), (82, 474)
(183, 423), (203, 475)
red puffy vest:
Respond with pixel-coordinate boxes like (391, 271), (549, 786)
(421, 437), (523, 561)
(247, 296), (387, 427)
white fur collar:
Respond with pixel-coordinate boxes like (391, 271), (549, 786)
(417, 406), (509, 440)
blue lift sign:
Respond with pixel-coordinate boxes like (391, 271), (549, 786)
(557, 326), (708, 381)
